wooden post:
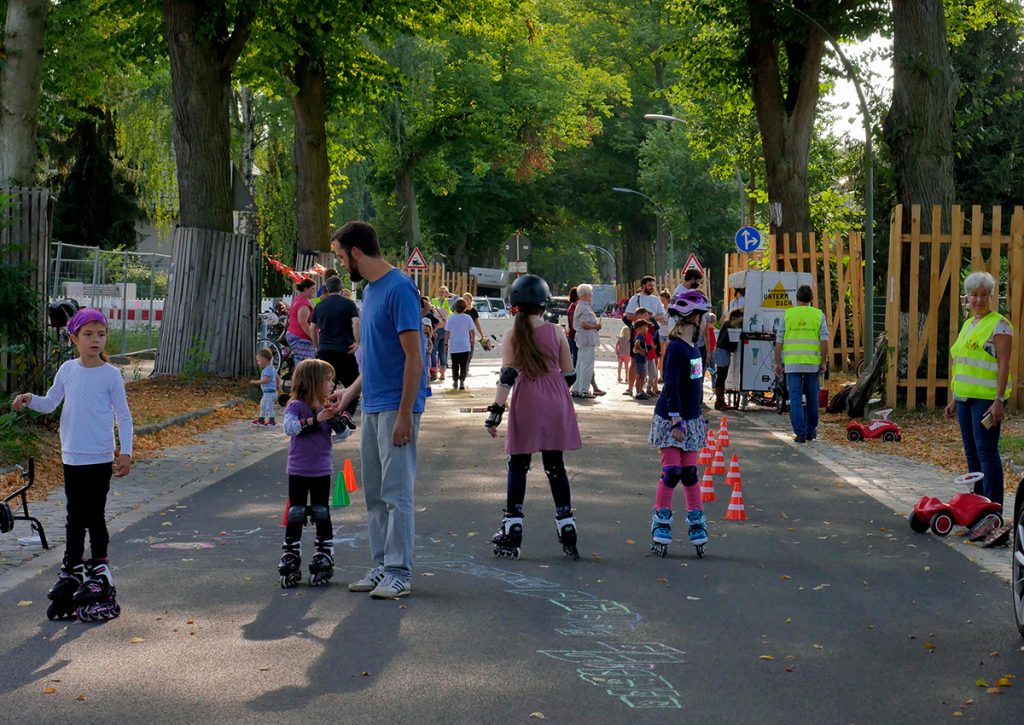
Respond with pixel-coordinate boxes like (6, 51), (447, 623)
(885, 206), (904, 408)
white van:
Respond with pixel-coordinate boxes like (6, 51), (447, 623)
(473, 297), (510, 318)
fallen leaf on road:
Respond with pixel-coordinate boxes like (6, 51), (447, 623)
(361, 672), (370, 677)
(785, 666), (794, 672)
(781, 575), (791, 580)
(924, 642), (937, 651)
(987, 687), (1002, 694)
(656, 577), (670, 585)
(953, 711), (962, 717)
(258, 666), (271, 671)
(996, 677), (1012, 687)
(626, 538), (635, 545)
(161, 522), (172, 526)
(812, 584), (830, 591)
(785, 618), (792, 624)
(529, 713), (546, 720)
(467, 532), (478, 537)
(76, 695), (86, 701)
(976, 678), (988, 687)
(686, 596), (700, 601)
(16, 600), (32, 607)
(924, 566), (931, 571)
(42, 687), (56, 694)
(759, 655), (775, 661)
(130, 637), (145, 644)
(813, 644), (824, 650)
(186, 619), (194, 624)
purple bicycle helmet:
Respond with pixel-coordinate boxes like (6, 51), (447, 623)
(667, 289), (710, 321)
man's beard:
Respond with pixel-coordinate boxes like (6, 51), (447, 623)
(348, 257), (363, 282)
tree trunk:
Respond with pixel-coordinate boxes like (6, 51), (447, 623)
(395, 164), (421, 249)
(884, 0), (958, 232)
(654, 216), (667, 276)
(236, 85), (257, 237)
(0, 0), (49, 185)
(747, 0), (824, 241)
(159, 1), (254, 377)
(292, 57), (331, 256)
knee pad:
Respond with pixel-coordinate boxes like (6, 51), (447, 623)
(287, 506), (308, 527)
(660, 466), (685, 489)
(543, 460), (567, 480)
(507, 456), (531, 474)
(308, 504), (331, 527)
(679, 466), (699, 488)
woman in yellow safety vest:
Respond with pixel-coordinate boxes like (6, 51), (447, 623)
(943, 271), (1013, 506)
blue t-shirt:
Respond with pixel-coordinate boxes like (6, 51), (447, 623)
(361, 268), (428, 413)
(261, 365), (277, 393)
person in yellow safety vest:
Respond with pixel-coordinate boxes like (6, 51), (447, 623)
(773, 285), (830, 443)
(943, 271), (1014, 507)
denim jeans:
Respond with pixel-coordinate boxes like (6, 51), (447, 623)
(360, 409), (421, 579)
(786, 371), (820, 438)
(568, 336), (578, 368)
(431, 329), (447, 370)
(955, 398), (1004, 506)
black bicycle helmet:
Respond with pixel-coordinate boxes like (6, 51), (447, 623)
(47, 299), (80, 329)
(509, 274), (551, 310)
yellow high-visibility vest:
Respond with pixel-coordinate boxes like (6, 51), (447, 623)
(950, 311), (1012, 400)
(782, 306), (824, 366)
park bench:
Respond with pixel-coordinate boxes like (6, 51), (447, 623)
(0, 458), (49, 549)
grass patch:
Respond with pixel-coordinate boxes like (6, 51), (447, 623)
(1000, 435), (1024, 457)
(105, 324), (160, 354)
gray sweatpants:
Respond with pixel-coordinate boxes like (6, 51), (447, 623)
(360, 409), (421, 579)
(259, 391), (276, 420)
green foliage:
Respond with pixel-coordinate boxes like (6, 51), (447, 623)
(0, 405), (42, 467)
(180, 336), (211, 382)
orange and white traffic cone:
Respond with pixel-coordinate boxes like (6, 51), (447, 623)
(718, 417), (730, 447)
(710, 446), (726, 475)
(700, 469), (716, 502)
(706, 429), (717, 450)
(724, 480), (747, 521)
(698, 445), (712, 467)
(280, 497), (290, 527)
(725, 454), (742, 489)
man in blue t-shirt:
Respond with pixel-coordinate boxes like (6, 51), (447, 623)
(330, 221), (427, 600)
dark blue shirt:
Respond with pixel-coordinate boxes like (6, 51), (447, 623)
(360, 268), (428, 414)
(655, 338), (703, 421)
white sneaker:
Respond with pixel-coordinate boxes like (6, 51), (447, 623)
(370, 573), (411, 599)
(348, 565), (385, 592)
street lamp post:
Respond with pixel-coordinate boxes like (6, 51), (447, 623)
(765, 0), (876, 364)
(585, 244), (617, 283)
(643, 113), (747, 229)
(612, 186), (674, 272)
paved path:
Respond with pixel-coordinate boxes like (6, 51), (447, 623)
(0, 346), (1020, 722)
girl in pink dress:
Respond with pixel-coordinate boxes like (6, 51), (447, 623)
(484, 275), (582, 560)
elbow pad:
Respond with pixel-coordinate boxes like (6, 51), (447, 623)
(498, 366), (519, 390)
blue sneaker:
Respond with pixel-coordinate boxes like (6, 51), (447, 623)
(687, 509), (708, 546)
(651, 508), (672, 545)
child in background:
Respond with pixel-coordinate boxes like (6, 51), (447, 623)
(632, 317), (653, 400)
(445, 298), (476, 390)
(484, 274), (583, 560)
(278, 358), (349, 588)
(615, 326), (631, 383)
(13, 309), (133, 622)
(251, 348), (279, 426)
(649, 290), (711, 559)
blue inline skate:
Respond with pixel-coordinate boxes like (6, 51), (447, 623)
(651, 508), (672, 558)
(687, 509), (708, 558)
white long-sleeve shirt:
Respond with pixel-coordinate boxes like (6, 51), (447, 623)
(28, 359), (134, 465)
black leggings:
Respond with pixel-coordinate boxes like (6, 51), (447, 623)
(64, 462), (113, 562)
(450, 351), (470, 382)
(506, 450), (572, 517)
(715, 365), (730, 393)
(285, 474), (332, 540)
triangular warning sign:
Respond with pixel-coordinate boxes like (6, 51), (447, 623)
(406, 246), (428, 269)
(761, 281), (793, 309)
(682, 253), (704, 277)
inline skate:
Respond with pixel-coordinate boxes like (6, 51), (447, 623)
(73, 560), (121, 622)
(47, 557), (84, 620)
(687, 509), (708, 558)
(278, 540), (302, 588)
(556, 513), (579, 561)
(491, 512), (523, 559)
(308, 538), (334, 586)
(651, 508), (672, 558)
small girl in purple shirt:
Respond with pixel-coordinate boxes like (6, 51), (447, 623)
(278, 358), (349, 587)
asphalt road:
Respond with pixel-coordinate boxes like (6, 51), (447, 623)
(0, 358), (1021, 723)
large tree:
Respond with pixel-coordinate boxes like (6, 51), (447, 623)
(0, 0), (49, 185)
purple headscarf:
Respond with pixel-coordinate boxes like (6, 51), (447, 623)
(67, 308), (108, 335)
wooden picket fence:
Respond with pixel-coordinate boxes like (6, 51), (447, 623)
(392, 261), (477, 299)
(885, 204), (1024, 410)
(614, 269), (712, 308)
(724, 231), (865, 372)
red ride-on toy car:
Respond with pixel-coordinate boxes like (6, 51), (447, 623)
(909, 472), (1003, 537)
(847, 408), (902, 442)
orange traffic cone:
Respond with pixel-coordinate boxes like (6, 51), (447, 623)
(725, 479), (747, 521)
(280, 497), (290, 527)
(697, 446), (712, 467)
(710, 446), (726, 475)
(725, 454), (742, 489)
(706, 429), (717, 449)
(718, 417), (730, 447)
(343, 458), (358, 492)
(700, 470), (716, 502)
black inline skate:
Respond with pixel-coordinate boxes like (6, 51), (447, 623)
(279, 540), (302, 588)
(308, 538), (334, 586)
(73, 560), (121, 622)
(556, 513), (580, 560)
(47, 556), (85, 620)
(491, 512), (523, 559)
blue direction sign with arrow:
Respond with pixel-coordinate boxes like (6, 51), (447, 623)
(735, 226), (762, 253)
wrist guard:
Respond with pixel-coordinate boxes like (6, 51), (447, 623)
(484, 403), (506, 429)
